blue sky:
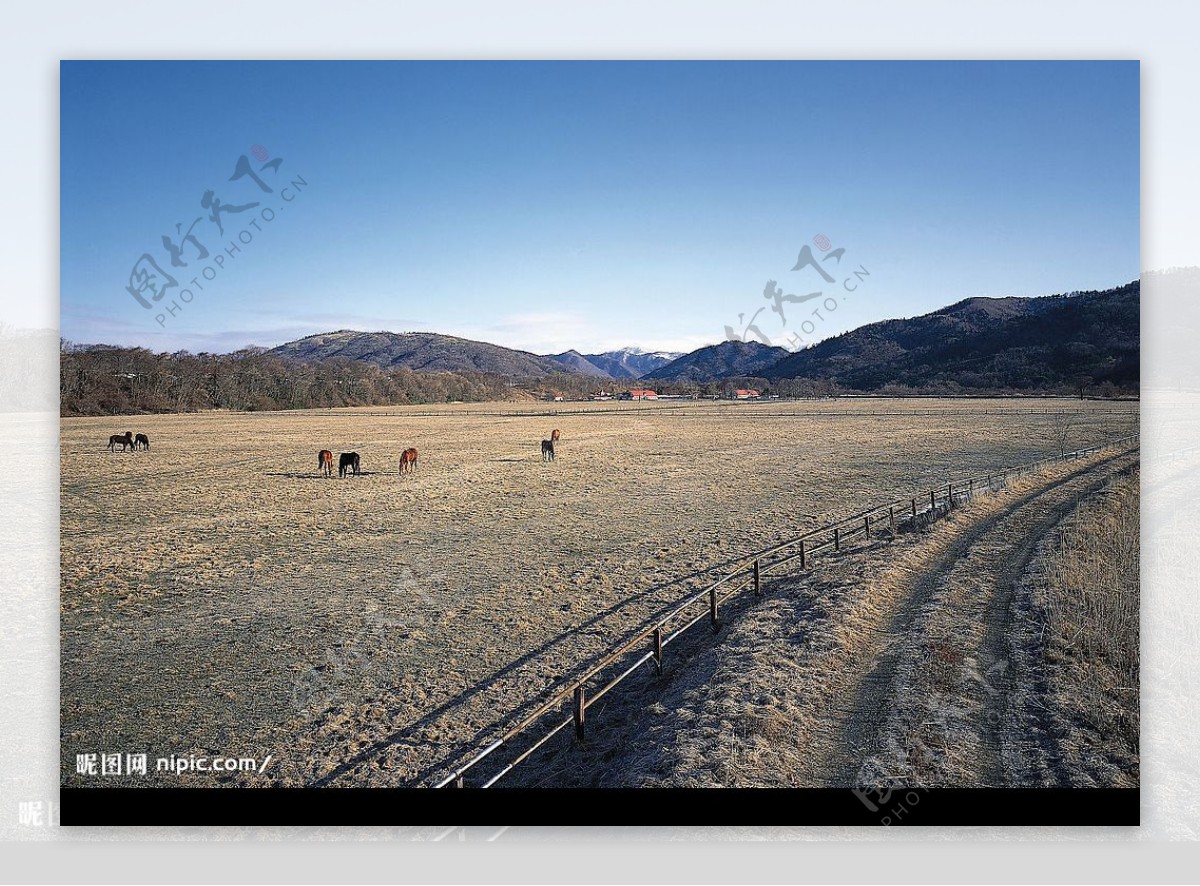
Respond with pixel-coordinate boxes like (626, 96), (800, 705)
(60, 60), (1139, 355)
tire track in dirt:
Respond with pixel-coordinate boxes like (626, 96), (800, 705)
(824, 449), (1138, 787)
(993, 461), (1140, 788)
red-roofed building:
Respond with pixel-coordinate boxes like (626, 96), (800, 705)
(734, 389), (761, 400)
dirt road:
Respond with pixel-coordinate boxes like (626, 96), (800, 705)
(820, 449), (1139, 789)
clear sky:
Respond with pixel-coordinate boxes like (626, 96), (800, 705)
(60, 60), (1139, 356)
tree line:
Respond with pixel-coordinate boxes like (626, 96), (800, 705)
(60, 343), (515, 415)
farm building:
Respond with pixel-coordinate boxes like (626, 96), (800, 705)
(621, 388), (658, 400)
(733, 389), (761, 400)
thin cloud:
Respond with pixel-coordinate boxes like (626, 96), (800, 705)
(454, 311), (596, 355)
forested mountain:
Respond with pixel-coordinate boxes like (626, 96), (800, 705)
(764, 281), (1139, 395)
(546, 350), (613, 377)
(643, 340), (790, 382)
(269, 330), (566, 377)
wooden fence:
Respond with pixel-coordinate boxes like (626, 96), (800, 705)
(431, 433), (1140, 789)
(281, 405), (1136, 420)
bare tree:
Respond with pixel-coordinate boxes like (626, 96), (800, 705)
(1052, 412), (1075, 457)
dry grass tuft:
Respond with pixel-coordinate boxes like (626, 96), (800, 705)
(1020, 468), (1139, 785)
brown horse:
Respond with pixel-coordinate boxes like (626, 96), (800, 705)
(399, 447), (418, 475)
(107, 431), (134, 451)
(318, 449), (333, 478)
(551, 429), (561, 443)
(135, 433), (151, 451)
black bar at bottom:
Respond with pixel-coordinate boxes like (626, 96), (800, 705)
(61, 787), (1138, 827)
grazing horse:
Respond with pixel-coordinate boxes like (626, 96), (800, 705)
(338, 452), (361, 478)
(399, 447), (418, 475)
(551, 429), (561, 443)
(134, 433), (150, 451)
(107, 431), (134, 451)
(318, 449), (333, 478)
(541, 439), (555, 462)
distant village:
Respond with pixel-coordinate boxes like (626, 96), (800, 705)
(544, 387), (767, 403)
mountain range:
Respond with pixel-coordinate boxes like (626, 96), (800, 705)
(576, 347), (684, 379)
(641, 340), (788, 382)
(765, 281), (1139, 393)
(544, 348), (684, 379)
(268, 330), (567, 377)
(265, 281), (1139, 393)
(270, 333), (684, 381)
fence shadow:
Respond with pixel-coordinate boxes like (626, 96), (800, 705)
(503, 582), (825, 788)
(307, 548), (770, 788)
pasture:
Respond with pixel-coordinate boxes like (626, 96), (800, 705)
(59, 398), (1138, 787)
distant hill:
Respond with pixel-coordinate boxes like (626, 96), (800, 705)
(764, 281), (1139, 394)
(643, 340), (790, 382)
(582, 348), (683, 379)
(0, 326), (57, 412)
(546, 350), (613, 378)
(1144, 267), (1200, 391)
(269, 330), (568, 378)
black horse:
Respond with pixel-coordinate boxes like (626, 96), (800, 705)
(541, 439), (555, 462)
(339, 452), (361, 477)
(107, 431), (134, 451)
(134, 433), (150, 451)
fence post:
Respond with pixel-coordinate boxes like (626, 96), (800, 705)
(969, 477), (974, 495)
(573, 685), (586, 740)
(889, 506), (895, 535)
(864, 515), (870, 538)
(454, 776), (464, 789)
(799, 540), (806, 569)
(912, 498), (917, 519)
(753, 558), (761, 596)
(947, 483), (953, 508)
(709, 585), (720, 631)
(834, 527), (841, 551)
(930, 489), (936, 513)
(652, 627), (663, 675)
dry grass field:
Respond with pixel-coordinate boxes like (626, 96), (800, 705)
(60, 398), (1137, 788)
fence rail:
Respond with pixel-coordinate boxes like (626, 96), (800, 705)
(431, 433), (1140, 789)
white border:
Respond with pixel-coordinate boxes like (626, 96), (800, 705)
(6, 0), (1198, 881)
